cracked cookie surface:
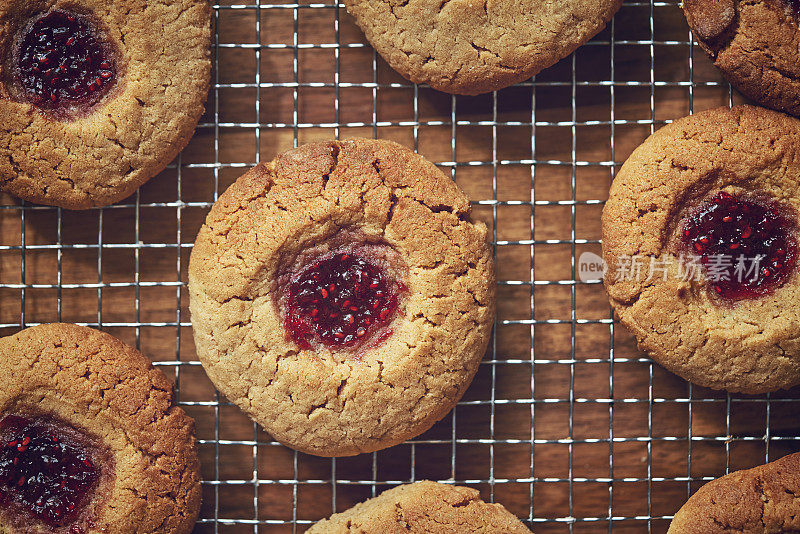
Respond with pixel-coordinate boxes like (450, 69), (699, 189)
(683, 0), (800, 116)
(188, 138), (495, 457)
(343, 0), (622, 95)
(0, 0), (212, 209)
(0, 323), (201, 534)
(307, 481), (531, 533)
(668, 452), (800, 533)
(602, 105), (800, 394)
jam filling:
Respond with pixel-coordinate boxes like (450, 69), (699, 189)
(13, 9), (117, 112)
(284, 250), (403, 349)
(680, 191), (798, 300)
(0, 415), (100, 527)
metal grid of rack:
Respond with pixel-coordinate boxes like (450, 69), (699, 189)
(2, 0), (800, 532)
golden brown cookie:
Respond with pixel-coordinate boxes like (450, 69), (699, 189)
(683, 0), (800, 116)
(188, 138), (495, 457)
(602, 105), (800, 393)
(668, 452), (800, 533)
(0, 323), (201, 533)
(0, 0), (212, 209)
(307, 481), (532, 533)
(343, 0), (622, 95)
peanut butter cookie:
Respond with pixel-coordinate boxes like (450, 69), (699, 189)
(188, 138), (495, 457)
(0, 0), (212, 209)
(0, 323), (201, 533)
(344, 0), (622, 95)
(684, 0), (800, 116)
(669, 452), (800, 533)
(308, 481), (531, 533)
(603, 105), (800, 393)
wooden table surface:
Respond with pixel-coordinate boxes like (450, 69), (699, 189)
(2, 1), (799, 532)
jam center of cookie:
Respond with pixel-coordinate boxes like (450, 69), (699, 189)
(284, 251), (402, 349)
(680, 191), (798, 300)
(14, 9), (117, 111)
(0, 415), (100, 527)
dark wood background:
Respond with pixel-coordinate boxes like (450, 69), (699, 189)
(2, 0), (799, 532)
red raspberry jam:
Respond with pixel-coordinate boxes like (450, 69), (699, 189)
(13, 9), (117, 113)
(680, 191), (798, 300)
(283, 250), (404, 349)
(0, 415), (100, 527)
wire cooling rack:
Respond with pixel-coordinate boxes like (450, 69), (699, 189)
(2, 0), (800, 532)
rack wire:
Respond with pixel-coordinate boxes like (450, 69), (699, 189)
(2, 0), (799, 532)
